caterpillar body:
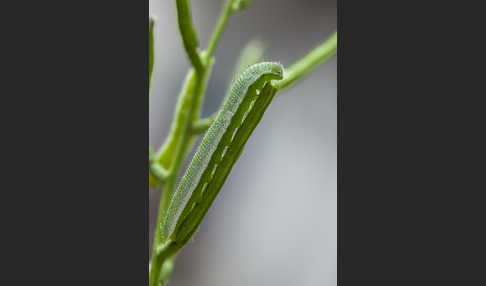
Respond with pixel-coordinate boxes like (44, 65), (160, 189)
(162, 62), (283, 244)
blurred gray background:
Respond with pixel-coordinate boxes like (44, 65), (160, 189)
(149, 0), (336, 285)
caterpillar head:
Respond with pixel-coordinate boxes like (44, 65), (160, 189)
(262, 62), (284, 85)
(269, 62), (284, 80)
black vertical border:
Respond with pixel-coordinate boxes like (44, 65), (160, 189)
(337, 1), (482, 285)
(15, 0), (150, 283)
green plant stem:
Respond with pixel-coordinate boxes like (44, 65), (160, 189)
(275, 32), (337, 91)
(150, 1), (257, 285)
(150, 86), (195, 286)
(191, 113), (217, 134)
(149, 240), (179, 286)
(159, 255), (176, 285)
(175, 0), (204, 73)
(153, 0), (241, 218)
(205, 0), (235, 59)
(150, 66), (212, 285)
(150, 72), (195, 286)
(155, 71), (197, 170)
(150, 163), (169, 183)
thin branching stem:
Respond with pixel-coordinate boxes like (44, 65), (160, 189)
(150, 1), (240, 285)
(149, 163), (169, 183)
(205, 0), (235, 60)
(191, 113), (217, 134)
(149, 240), (179, 286)
(175, 0), (204, 73)
(275, 32), (337, 91)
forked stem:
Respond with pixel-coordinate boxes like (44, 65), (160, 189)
(150, 1), (246, 285)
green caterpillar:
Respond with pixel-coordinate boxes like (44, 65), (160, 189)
(162, 62), (283, 244)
